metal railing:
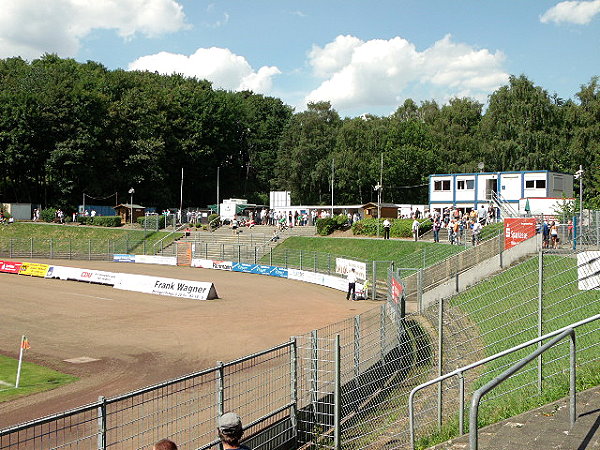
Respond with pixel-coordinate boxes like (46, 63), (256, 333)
(408, 313), (600, 449)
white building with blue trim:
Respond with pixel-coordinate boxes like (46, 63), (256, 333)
(428, 170), (574, 216)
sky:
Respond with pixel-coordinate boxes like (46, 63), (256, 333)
(0, 0), (599, 117)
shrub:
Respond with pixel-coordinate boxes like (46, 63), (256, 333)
(41, 208), (57, 223)
(207, 214), (220, 229)
(137, 215), (167, 230)
(89, 216), (122, 227)
(316, 217), (337, 235)
(352, 218), (432, 238)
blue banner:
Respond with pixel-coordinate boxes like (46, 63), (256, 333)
(114, 254), (136, 263)
(232, 262), (257, 273)
(270, 267), (288, 278)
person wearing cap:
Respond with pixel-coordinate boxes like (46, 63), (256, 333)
(218, 412), (250, 449)
(153, 439), (177, 450)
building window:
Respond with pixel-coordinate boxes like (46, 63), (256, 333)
(434, 180), (451, 191)
(457, 179), (474, 190)
(554, 176), (563, 191)
(526, 179), (546, 189)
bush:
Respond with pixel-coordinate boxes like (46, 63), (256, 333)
(207, 214), (220, 229)
(41, 208), (57, 223)
(352, 218), (432, 238)
(137, 215), (167, 230)
(316, 217), (337, 235)
(90, 216), (122, 227)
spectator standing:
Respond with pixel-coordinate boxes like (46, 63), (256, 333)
(218, 413), (251, 450)
(477, 205), (487, 225)
(471, 220), (482, 245)
(432, 219), (441, 243)
(346, 268), (357, 301)
(383, 219), (391, 239)
(412, 218), (420, 241)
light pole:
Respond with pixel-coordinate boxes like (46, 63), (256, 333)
(128, 188), (135, 225)
(575, 165), (584, 229)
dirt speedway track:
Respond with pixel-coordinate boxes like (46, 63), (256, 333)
(0, 259), (377, 428)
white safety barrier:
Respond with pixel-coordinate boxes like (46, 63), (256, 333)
(114, 274), (218, 300)
(134, 255), (177, 266)
(46, 265), (118, 285)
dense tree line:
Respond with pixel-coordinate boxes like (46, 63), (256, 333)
(0, 55), (598, 211)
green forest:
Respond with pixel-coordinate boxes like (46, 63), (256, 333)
(0, 54), (598, 211)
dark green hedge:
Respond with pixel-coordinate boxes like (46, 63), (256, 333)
(77, 215), (122, 227)
(137, 215), (167, 229)
(316, 214), (350, 235)
(352, 218), (432, 238)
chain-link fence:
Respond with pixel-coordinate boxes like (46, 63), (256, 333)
(408, 247), (600, 448)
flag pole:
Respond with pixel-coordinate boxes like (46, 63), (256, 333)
(15, 336), (25, 388)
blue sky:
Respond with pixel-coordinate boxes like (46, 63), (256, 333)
(1, 0), (598, 117)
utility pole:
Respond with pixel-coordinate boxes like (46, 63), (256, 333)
(179, 167), (184, 219)
(331, 158), (335, 217)
(376, 153), (383, 238)
(216, 167), (220, 215)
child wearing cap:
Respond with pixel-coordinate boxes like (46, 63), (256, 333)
(218, 412), (251, 449)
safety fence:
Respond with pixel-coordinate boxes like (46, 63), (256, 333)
(409, 247), (600, 448)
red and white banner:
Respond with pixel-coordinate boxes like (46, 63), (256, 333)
(391, 277), (404, 304)
(335, 258), (367, 280)
(114, 274), (218, 300)
(0, 260), (22, 274)
(504, 218), (537, 250)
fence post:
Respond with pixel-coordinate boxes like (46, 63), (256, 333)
(270, 247), (273, 266)
(221, 243), (224, 260)
(499, 232), (504, 268)
(285, 248), (288, 268)
(217, 361), (225, 416)
(372, 261), (377, 300)
(97, 395), (107, 450)
(50, 239), (53, 259)
(417, 269), (423, 313)
(30, 237), (33, 258)
(237, 245), (241, 263)
(69, 239), (72, 259)
(354, 315), (361, 381)
(438, 296), (444, 430)
(10, 238), (13, 258)
(310, 330), (319, 426)
(254, 246), (257, 264)
(334, 334), (341, 450)
(328, 253), (331, 275)
(300, 249), (303, 270)
(380, 303), (386, 361)
(290, 338), (298, 444)
(537, 250), (544, 394)
(314, 252), (317, 273)
(88, 239), (92, 260)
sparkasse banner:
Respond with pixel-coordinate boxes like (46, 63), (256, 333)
(114, 274), (218, 300)
(504, 218), (537, 250)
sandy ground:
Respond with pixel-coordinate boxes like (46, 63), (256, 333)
(0, 259), (377, 428)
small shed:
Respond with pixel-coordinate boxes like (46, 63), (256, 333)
(362, 202), (399, 219)
(114, 204), (146, 224)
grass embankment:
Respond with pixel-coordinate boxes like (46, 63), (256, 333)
(0, 222), (183, 256)
(0, 354), (77, 403)
(267, 236), (465, 277)
(416, 254), (600, 448)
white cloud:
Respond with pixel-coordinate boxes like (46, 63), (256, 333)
(128, 48), (281, 94)
(304, 34), (508, 112)
(540, 0), (600, 24)
(0, 0), (188, 60)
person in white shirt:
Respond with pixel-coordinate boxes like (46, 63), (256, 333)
(471, 220), (482, 245)
(412, 219), (420, 241)
(383, 219), (391, 239)
(346, 268), (357, 301)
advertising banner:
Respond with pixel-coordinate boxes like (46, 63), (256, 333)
(288, 268), (350, 292)
(335, 258), (367, 280)
(0, 260), (22, 274)
(134, 255), (177, 266)
(46, 265), (118, 285)
(232, 262), (257, 274)
(114, 274), (218, 300)
(269, 266), (288, 278)
(577, 251), (600, 290)
(391, 277), (404, 304)
(504, 218), (537, 250)
(19, 262), (50, 278)
(114, 254), (136, 263)
(212, 260), (233, 271)
(191, 258), (214, 269)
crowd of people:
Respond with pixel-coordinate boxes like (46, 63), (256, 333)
(429, 205), (496, 246)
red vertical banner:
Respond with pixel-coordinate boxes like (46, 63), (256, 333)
(391, 277), (404, 304)
(504, 218), (537, 249)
